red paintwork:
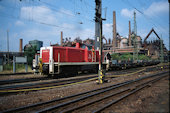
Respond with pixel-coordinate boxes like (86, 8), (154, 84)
(66, 47), (84, 62)
(42, 49), (50, 63)
(41, 45), (101, 63)
(52, 46), (85, 62)
(53, 47), (67, 62)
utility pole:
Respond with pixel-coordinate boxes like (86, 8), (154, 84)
(95, 0), (105, 84)
(129, 21), (131, 46)
(160, 35), (164, 63)
(7, 30), (9, 64)
(95, 0), (101, 50)
(113, 11), (117, 48)
(168, 0), (170, 62)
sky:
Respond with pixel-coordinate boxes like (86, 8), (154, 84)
(0, 0), (169, 52)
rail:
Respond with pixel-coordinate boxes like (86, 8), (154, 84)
(2, 70), (169, 113)
(0, 64), (168, 93)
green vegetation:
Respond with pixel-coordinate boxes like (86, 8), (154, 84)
(1, 64), (32, 73)
(3, 64), (13, 71)
(120, 53), (133, 60)
(24, 46), (37, 65)
(3, 64), (24, 71)
(111, 53), (151, 60)
(111, 53), (120, 60)
(138, 54), (151, 60)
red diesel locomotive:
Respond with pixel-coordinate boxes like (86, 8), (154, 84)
(39, 43), (107, 75)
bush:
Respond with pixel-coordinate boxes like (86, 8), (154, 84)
(3, 64), (13, 70)
(111, 53), (120, 60)
(3, 64), (25, 71)
(24, 46), (37, 65)
(111, 53), (133, 60)
(138, 54), (151, 60)
(120, 53), (133, 60)
(111, 53), (150, 61)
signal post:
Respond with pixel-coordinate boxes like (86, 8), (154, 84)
(95, 0), (106, 84)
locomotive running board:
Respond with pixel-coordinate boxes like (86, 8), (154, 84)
(56, 62), (107, 65)
(44, 62), (107, 66)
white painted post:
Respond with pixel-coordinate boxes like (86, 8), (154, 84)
(25, 56), (28, 72)
(13, 56), (16, 73)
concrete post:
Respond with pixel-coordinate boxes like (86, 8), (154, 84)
(13, 56), (16, 73)
(25, 56), (28, 72)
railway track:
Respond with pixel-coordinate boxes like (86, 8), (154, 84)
(0, 72), (33, 76)
(0, 69), (130, 86)
(2, 70), (169, 113)
(0, 66), (143, 85)
(0, 64), (168, 86)
(0, 64), (168, 95)
(0, 75), (97, 95)
(0, 77), (50, 85)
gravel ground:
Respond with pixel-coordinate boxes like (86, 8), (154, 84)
(0, 64), (157, 81)
(0, 74), (45, 80)
(0, 67), (138, 81)
(0, 69), (169, 112)
(104, 74), (169, 112)
(0, 64), (166, 81)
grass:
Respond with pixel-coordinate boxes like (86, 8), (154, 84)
(0, 64), (33, 74)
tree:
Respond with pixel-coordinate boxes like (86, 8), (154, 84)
(24, 46), (37, 65)
(120, 53), (133, 60)
(111, 53), (120, 60)
(138, 54), (150, 60)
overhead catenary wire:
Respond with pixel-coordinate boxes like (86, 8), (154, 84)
(0, 2), (64, 28)
(121, 0), (168, 34)
(38, 0), (95, 23)
(0, 12), (63, 28)
(0, 0), (94, 28)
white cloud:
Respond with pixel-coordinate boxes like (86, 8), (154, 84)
(144, 1), (168, 17)
(20, 28), (59, 46)
(61, 23), (75, 29)
(121, 8), (141, 18)
(121, 8), (134, 18)
(121, 1), (168, 18)
(18, 5), (95, 46)
(103, 23), (112, 33)
(20, 5), (58, 24)
(103, 23), (125, 39)
(61, 26), (94, 41)
(78, 28), (94, 40)
(20, 23), (95, 46)
(15, 20), (24, 26)
(59, 8), (74, 17)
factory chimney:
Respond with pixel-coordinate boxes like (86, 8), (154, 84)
(19, 39), (23, 52)
(129, 21), (131, 46)
(108, 38), (111, 44)
(61, 31), (63, 46)
(113, 11), (117, 48)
